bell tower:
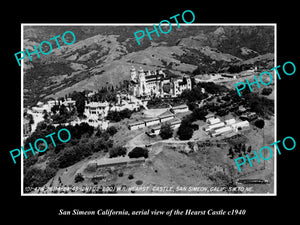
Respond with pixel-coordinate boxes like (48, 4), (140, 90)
(130, 66), (137, 82)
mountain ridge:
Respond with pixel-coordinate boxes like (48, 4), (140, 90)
(23, 25), (274, 107)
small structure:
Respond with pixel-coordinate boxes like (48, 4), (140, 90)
(128, 121), (146, 130)
(237, 106), (248, 115)
(23, 118), (31, 137)
(63, 98), (76, 107)
(205, 122), (225, 132)
(147, 118), (182, 136)
(207, 117), (221, 125)
(221, 74), (237, 79)
(231, 121), (250, 131)
(84, 101), (109, 118)
(170, 104), (189, 114)
(144, 118), (160, 127)
(91, 156), (145, 168)
(148, 125), (161, 136)
(205, 113), (216, 122)
(240, 112), (258, 121)
(225, 118), (236, 125)
(169, 118), (182, 129)
(211, 126), (233, 137)
(158, 113), (175, 123)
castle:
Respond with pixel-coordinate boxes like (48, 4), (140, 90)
(129, 66), (192, 98)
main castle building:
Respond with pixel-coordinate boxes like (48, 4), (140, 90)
(129, 66), (192, 98)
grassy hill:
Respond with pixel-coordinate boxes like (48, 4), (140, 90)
(23, 25), (274, 107)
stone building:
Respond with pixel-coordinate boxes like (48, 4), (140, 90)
(129, 66), (192, 98)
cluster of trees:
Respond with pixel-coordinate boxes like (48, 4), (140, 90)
(227, 64), (252, 73)
(23, 122), (119, 189)
(147, 97), (184, 109)
(177, 114), (200, 140)
(177, 119), (195, 140)
(175, 48), (228, 74)
(50, 104), (77, 124)
(106, 108), (134, 122)
(227, 143), (252, 159)
(176, 104), (207, 140)
(180, 86), (207, 103)
(68, 91), (86, 117)
(243, 92), (274, 118)
(180, 82), (228, 104)
(109, 146), (127, 158)
(90, 86), (117, 103)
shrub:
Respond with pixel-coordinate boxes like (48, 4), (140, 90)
(106, 126), (118, 136)
(74, 173), (84, 183)
(128, 147), (148, 158)
(107, 109), (133, 122)
(109, 146), (127, 158)
(159, 122), (173, 139)
(261, 87), (273, 96)
(128, 174), (134, 180)
(136, 180), (143, 185)
(254, 119), (265, 129)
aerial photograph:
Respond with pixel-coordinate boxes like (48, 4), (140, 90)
(22, 24), (275, 195)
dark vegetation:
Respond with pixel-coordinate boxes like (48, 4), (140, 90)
(24, 26), (274, 107)
(176, 81), (273, 140)
(128, 147), (149, 159)
(74, 173), (84, 183)
(109, 146), (127, 158)
(159, 122), (174, 139)
(23, 122), (118, 189)
(261, 87), (273, 96)
(174, 48), (231, 74)
(147, 97), (185, 109)
(106, 108), (134, 122)
(227, 143), (252, 159)
(254, 119), (265, 129)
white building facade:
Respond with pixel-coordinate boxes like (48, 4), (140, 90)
(129, 66), (192, 98)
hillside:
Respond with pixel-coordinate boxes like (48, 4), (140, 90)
(41, 132), (274, 194)
(23, 25), (274, 107)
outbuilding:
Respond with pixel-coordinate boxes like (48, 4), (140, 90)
(231, 121), (249, 131)
(128, 121), (146, 130)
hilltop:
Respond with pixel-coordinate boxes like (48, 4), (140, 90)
(23, 25), (274, 107)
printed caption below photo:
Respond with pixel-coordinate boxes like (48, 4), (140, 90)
(58, 208), (247, 216)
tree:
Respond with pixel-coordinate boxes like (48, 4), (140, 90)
(51, 104), (60, 114)
(74, 173), (84, 183)
(128, 147), (148, 158)
(59, 104), (68, 116)
(191, 108), (208, 121)
(159, 122), (173, 139)
(247, 145), (252, 153)
(109, 146), (127, 158)
(177, 121), (194, 140)
(254, 118), (265, 168)
(254, 119), (265, 129)
(228, 147), (234, 159)
(69, 91), (86, 117)
(27, 113), (34, 125)
(43, 110), (49, 121)
(241, 144), (246, 154)
(106, 126), (118, 136)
